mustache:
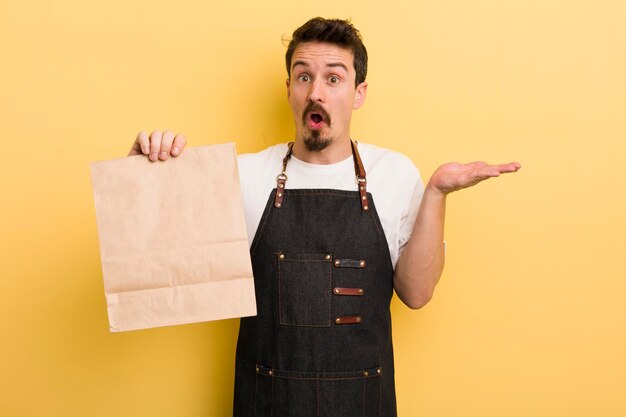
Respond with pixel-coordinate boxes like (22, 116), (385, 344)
(302, 102), (331, 126)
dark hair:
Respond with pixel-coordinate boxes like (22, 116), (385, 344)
(285, 17), (368, 87)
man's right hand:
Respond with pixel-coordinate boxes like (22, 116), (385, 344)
(129, 130), (187, 161)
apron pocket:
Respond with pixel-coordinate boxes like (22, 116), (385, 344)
(277, 253), (332, 327)
(255, 365), (382, 417)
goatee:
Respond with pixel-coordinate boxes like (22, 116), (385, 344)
(303, 130), (333, 151)
(302, 102), (332, 151)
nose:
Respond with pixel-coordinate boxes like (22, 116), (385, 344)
(308, 78), (326, 103)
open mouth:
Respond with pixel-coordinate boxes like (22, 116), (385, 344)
(302, 103), (331, 130)
(306, 111), (326, 129)
(310, 113), (323, 124)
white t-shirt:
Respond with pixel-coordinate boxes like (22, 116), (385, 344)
(237, 142), (424, 268)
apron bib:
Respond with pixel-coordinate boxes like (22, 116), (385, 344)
(234, 142), (397, 417)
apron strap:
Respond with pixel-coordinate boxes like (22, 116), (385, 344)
(351, 140), (369, 212)
(274, 140), (369, 211)
(273, 142), (294, 208)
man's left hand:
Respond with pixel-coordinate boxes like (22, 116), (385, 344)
(427, 161), (521, 196)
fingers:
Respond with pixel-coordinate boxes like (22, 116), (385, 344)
(148, 130), (163, 161)
(471, 161), (521, 178)
(429, 159), (521, 195)
(171, 133), (187, 157)
(465, 161), (521, 172)
(131, 130), (187, 161)
(495, 162), (522, 173)
(466, 161), (488, 169)
(128, 131), (150, 156)
(477, 165), (502, 178)
(493, 162), (522, 174)
(157, 131), (187, 160)
(472, 162), (521, 186)
(159, 130), (175, 160)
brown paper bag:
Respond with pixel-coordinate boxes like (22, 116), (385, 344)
(90, 143), (256, 332)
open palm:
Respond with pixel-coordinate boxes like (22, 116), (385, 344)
(428, 161), (521, 195)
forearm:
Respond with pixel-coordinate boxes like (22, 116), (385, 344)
(393, 184), (446, 309)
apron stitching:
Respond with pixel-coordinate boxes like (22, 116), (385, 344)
(366, 199), (385, 242)
(379, 373), (382, 417)
(281, 192), (359, 197)
(362, 377), (366, 417)
(278, 257), (332, 327)
(253, 372), (257, 417)
(270, 373), (275, 417)
(365, 199), (395, 271)
(316, 376), (320, 417)
(250, 190), (276, 256)
(280, 259), (330, 262)
(328, 264), (333, 324)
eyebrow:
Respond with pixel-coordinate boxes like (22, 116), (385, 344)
(292, 60), (349, 73)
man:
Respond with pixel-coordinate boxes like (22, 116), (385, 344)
(129, 17), (520, 417)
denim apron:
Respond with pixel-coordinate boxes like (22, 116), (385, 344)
(234, 141), (397, 417)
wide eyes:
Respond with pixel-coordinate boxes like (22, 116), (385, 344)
(296, 74), (341, 84)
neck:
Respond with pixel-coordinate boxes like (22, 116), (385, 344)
(292, 137), (353, 165)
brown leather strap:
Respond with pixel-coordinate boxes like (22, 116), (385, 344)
(273, 142), (294, 208)
(350, 140), (366, 180)
(334, 315), (362, 325)
(333, 287), (364, 296)
(282, 142), (294, 172)
(351, 140), (369, 211)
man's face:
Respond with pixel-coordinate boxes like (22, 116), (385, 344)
(287, 42), (367, 151)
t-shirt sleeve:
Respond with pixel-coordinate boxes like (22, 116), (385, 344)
(237, 144), (287, 246)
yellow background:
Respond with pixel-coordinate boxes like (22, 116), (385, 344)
(1, 0), (625, 415)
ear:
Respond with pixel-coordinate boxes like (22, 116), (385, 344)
(353, 81), (368, 110)
(286, 78), (291, 99)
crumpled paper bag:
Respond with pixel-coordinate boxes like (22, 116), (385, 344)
(90, 143), (256, 332)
